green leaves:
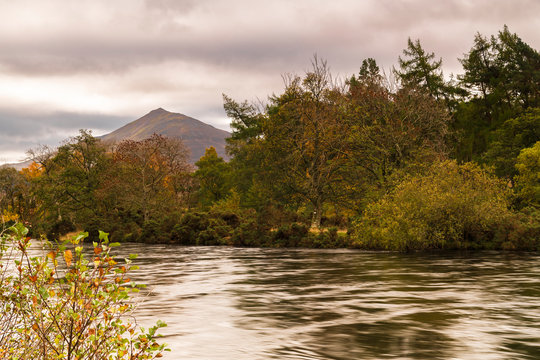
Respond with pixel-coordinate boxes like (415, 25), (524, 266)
(72, 231), (88, 244)
(99, 230), (109, 242)
(38, 286), (49, 300)
(9, 222), (29, 237)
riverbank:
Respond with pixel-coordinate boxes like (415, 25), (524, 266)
(101, 208), (537, 251)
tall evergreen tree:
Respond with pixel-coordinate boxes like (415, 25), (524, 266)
(395, 38), (446, 99)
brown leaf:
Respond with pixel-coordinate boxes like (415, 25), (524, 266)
(64, 250), (73, 267)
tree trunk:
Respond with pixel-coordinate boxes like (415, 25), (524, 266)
(310, 199), (322, 229)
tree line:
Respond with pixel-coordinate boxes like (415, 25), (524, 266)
(1, 26), (539, 250)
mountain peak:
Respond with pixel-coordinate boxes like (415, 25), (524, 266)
(149, 107), (170, 114)
(101, 109), (230, 164)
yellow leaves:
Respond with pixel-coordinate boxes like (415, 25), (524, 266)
(20, 161), (44, 179)
(64, 250), (73, 267)
(1, 208), (19, 222)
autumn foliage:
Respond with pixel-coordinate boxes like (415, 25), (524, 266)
(0, 223), (168, 359)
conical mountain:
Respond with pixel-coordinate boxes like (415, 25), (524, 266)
(101, 108), (230, 164)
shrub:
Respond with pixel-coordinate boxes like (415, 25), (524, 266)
(272, 223), (309, 247)
(350, 160), (516, 251)
(230, 218), (267, 246)
(171, 212), (209, 245)
(0, 223), (168, 359)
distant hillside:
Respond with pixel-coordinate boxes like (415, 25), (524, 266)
(0, 160), (33, 171)
(101, 108), (230, 164)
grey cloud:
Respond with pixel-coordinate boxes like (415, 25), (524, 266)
(143, 0), (199, 15)
(0, 110), (130, 135)
(1, 0), (537, 78)
(0, 109), (131, 162)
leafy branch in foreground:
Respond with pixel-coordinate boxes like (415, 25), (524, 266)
(0, 223), (169, 359)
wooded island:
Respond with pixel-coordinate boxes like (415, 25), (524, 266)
(1, 26), (539, 251)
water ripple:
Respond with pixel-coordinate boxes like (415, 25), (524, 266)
(109, 245), (540, 360)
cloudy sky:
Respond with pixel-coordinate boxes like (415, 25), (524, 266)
(0, 0), (539, 164)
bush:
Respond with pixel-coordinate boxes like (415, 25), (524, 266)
(499, 207), (540, 250)
(0, 223), (168, 359)
(350, 160), (517, 251)
(171, 212), (210, 245)
(272, 223), (309, 247)
(230, 217), (267, 246)
(171, 207), (269, 246)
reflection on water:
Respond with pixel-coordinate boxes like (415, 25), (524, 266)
(111, 245), (540, 359)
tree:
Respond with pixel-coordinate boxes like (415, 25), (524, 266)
(222, 94), (270, 210)
(27, 130), (110, 238)
(395, 38), (446, 100)
(194, 147), (231, 208)
(223, 94), (264, 157)
(262, 58), (351, 228)
(111, 134), (191, 223)
(345, 68), (450, 208)
(460, 26), (540, 112)
(0, 167), (26, 223)
(455, 26), (540, 161)
(352, 58), (382, 86)
(514, 141), (540, 209)
(223, 58), (352, 228)
(483, 108), (540, 178)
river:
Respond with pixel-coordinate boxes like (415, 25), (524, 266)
(112, 244), (540, 360)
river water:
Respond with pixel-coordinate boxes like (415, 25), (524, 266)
(113, 244), (540, 360)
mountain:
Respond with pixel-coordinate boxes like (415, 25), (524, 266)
(100, 108), (230, 164)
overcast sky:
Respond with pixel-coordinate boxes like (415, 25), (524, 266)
(1, 0), (539, 164)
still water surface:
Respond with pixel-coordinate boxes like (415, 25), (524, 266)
(113, 244), (540, 359)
